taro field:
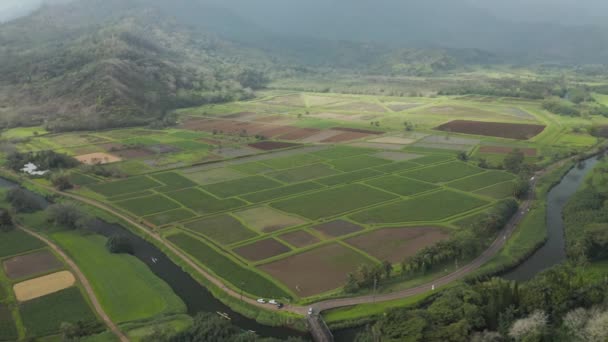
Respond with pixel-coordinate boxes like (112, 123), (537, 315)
(0, 229), (98, 340)
(81, 143), (520, 300)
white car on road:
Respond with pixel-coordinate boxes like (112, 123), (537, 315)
(257, 298), (266, 304)
(268, 299), (278, 305)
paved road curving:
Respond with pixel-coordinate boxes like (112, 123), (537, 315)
(18, 225), (129, 342)
(16, 157), (569, 317)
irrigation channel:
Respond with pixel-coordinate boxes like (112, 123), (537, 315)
(0, 178), (307, 340)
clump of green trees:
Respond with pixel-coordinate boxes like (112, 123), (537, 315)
(345, 261), (393, 293)
(6, 151), (79, 172)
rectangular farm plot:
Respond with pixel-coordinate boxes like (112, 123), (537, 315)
(475, 181), (517, 199)
(203, 176), (282, 198)
(183, 214), (258, 245)
(316, 169), (383, 186)
(259, 243), (375, 297)
(278, 230), (320, 248)
(365, 176), (439, 197)
(230, 162), (275, 175)
(410, 154), (454, 165)
(241, 182), (324, 203)
(435, 120), (546, 140)
(234, 207), (307, 233)
(88, 176), (161, 197)
(351, 190), (489, 224)
(268, 163), (340, 183)
(328, 155), (392, 172)
(403, 161), (484, 183)
(150, 172), (197, 189)
(260, 154), (324, 170)
(14, 271), (76, 302)
(313, 220), (364, 237)
(0, 230), (45, 258)
(373, 161), (420, 173)
(447, 171), (516, 192)
(310, 145), (372, 159)
(233, 238), (291, 262)
(167, 233), (290, 298)
(143, 208), (197, 227)
(0, 304), (17, 341)
(271, 184), (397, 220)
(20, 287), (97, 338)
(3, 250), (62, 280)
(166, 188), (245, 215)
(184, 167), (246, 185)
(373, 152), (422, 162)
(115, 194), (181, 217)
(75, 152), (122, 165)
(345, 227), (450, 263)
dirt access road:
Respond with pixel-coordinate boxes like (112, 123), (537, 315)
(13, 155), (571, 318)
(18, 224), (129, 342)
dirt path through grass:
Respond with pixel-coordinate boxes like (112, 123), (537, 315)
(17, 225), (129, 342)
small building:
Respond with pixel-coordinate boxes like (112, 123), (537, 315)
(21, 162), (49, 176)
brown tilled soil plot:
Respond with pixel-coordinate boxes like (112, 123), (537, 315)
(279, 128), (321, 141)
(435, 120), (546, 140)
(300, 130), (343, 143)
(259, 243), (374, 297)
(222, 112), (258, 120)
(3, 250), (63, 280)
(321, 132), (371, 143)
(345, 227), (450, 263)
(479, 146), (537, 157)
(75, 152), (122, 165)
(313, 220), (364, 237)
(278, 230), (321, 248)
(114, 148), (154, 159)
(249, 141), (301, 151)
(233, 238), (291, 262)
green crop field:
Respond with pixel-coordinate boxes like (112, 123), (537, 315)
(365, 175), (439, 196)
(260, 154), (324, 170)
(241, 182), (324, 203)
(151, 172), (197, 189)
(115, 194), (181, 216)
(183, 214), (258, 245)
(52, 232), (185, 324)
(474, 181), (517, 199)
(402, 161), (484, 183)
(327, 155), (392, 172)
(167, 233), (290, 298)
(143, 208), (197, 226)
(373, 161), (421, 173)
(447, 171), (516, 191)
(0, 305), (17, 341)
(351, 190), (489, 224)
(0, 229), (45, 258)
(165, 188), (245, 214)
(202, 176), (282, 198)
(271, 184), (397, 220)
(68, 172), (99, 186)
(108, 190), (154, 202)
(20, 287), (97, 338)
(311, 146), (373, 159)
(230, 162), (275, 175)
(316, 169), (383, 186)
(89, 176), (161, 197)
(268, 163), (339, 183)
(410, 154), (454, 165)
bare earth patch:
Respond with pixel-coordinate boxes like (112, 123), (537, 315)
(279, 128), (321, 141)
(313, 220), (364, 237)
(75, 152), (122, 165)
(259, 243), (374, 297)
(113, 148), (154, 159)
(13, 271), (76, 302)
(235, 207), (307, 233)
(3, 250), (63, 280)
(300, 130), (344, 143)
(233, 238), (291, 262)
(278, 230), (321, 248)
(435, 120), (546, 140)
(345, 227), (450, 263)
(321, 132), (371, 143)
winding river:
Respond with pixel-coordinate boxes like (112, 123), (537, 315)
(0, 155), (600, 340)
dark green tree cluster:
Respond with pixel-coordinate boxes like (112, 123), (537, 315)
(46, 202), (91, 230)
(0, 209), (14, 232)
(6, 188), (43, 213)
(6, 151), (79, 172)
(105, 235), (134, 254)
(345, 261), (393, 293)
(51, 173), (74, 191)
(357, 264), (608, 342)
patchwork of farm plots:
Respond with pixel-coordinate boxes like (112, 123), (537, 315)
(0, 230), (98, 340)
(83, 145), (518, 299)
